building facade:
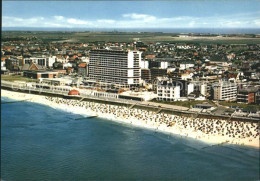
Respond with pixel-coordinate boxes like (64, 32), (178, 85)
(237, 88), (258, 104)
(78, 63), (89, 77)
(140, 60), (149, 69)
(157, 79), (181, 101)
(23, 71), (58, 79)
(179, 60), (195, 70)
(23, 56), (56, 68)
(213, 81), (237, 101)
(88, 50), (141, 87)
(200, 83), (207, 96)
(150, 68), (168, 80)
(141, 69), (151, 81)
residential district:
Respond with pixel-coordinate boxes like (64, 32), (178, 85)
(1, 33), (260, 120)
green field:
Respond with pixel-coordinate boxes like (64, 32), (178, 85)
(150, 99), (217, 108)
(2, 31), (260, 44)
(1, 75), (37, 82)
(218, 101), (260, 109)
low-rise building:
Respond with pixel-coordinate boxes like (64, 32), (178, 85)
(40, 77), (74, 86)
(23, 71), (59, 79)
(194, 103), (214, 110)
(93, 91), (119, 99)
(23, 56), (56, 68)
(119, 90), (157, 101)
(179, 60), (195, 70)
(181, 72), (193, 80)
(78, 63), (89, 77)
(21, 63), (45, 71)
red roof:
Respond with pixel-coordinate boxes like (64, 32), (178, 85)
(68, 89), (80, 95)
(185, 70), (193, 73)
(78, 63), (86, 68)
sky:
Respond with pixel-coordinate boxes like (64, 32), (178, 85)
(2, 0), (260, 29)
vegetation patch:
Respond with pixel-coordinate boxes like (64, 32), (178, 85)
(1, 75), (37, 82)
(218, 101), (260, 109)
(150, 99), (216, 108)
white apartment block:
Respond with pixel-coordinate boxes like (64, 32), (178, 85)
(157, 80), (180, 101)
(88, 50), (142, 87)
(23, 56), (56, 68)
(213, 81), (237, 101)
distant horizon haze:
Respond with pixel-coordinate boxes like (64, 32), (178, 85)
(2, 27), (260, 34)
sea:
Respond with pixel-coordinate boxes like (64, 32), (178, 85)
(1, 97), (259, 181)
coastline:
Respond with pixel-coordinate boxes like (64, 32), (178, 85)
(1, 89), (259, 148)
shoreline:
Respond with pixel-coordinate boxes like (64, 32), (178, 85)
(1, 89), (259, 148)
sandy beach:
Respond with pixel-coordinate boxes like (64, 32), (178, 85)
(1, 89), (259, 148)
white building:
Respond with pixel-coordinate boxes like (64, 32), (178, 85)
(187, 83), (194, 95)
(88, 49), (142, 87)
(120, 90), (157, 101)
(157, 79), (181, 101)
(167, 67), (176, 73)
(93, 91), (119, 99)
(81, 57), (89, 63)
(160, 62), (169, 69)
(56, 56), (68, 63)
(63, 63), (73, 68)
(213, 81), (237, 101)
(24, 57), (46, 66)
(47, 56), (56, 68)
(141, 60), (149, 69)
(200, 83), (207, 96)
(181, 73), (193, 80)
(23, 56), (56, 68)
(1, 59), (6, 71)
(176, 45), (192, 49)
(179, 61), (195, 70)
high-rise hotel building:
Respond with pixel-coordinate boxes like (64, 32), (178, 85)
(89, 50), (142, 87)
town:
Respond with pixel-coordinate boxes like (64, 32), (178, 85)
(1, 31), (260, 121)
(2, 0), (260, 179)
